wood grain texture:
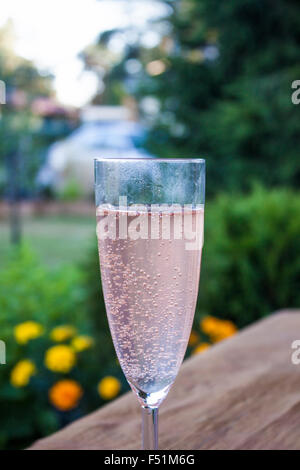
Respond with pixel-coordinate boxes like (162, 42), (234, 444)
(30, 310), (300, 450)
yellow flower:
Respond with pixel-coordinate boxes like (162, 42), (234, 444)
(188, 330), (199, 347)
(71, 335), (94, 352)
(193, 343), (210, 355)
(14, 321), (44, 344)
(49, 379), (83, 411)
(50, 325), (76, 342)
(201, 315), (237, 343)
(45, 345), (76, 373)
(10, 359), (36, 388)
(98, 376), (121, 400)
(211, 320), (237, 343)
(200, 316), (221, 336)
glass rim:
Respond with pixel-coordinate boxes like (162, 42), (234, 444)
(94, 157), (205, 164)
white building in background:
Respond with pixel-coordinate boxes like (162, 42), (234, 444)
(81, 105), (132, 122)
(38, 105), (153, 197)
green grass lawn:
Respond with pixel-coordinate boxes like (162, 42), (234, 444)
(0, 215), (96, 268)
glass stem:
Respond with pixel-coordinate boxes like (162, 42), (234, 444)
(142, 406), (158, 450)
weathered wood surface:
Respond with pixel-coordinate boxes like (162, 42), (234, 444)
(30, 310), (300, 450)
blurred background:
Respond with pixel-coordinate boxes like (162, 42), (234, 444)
(0, 0), (299, 450)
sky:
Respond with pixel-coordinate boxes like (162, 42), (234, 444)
(0, 0), (169, 106)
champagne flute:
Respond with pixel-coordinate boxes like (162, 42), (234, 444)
(95, 157), (205, 450)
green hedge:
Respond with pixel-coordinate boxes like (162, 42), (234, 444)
(197, 186), (300, 327)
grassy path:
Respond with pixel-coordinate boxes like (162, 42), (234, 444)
(0, 215), (95, 268)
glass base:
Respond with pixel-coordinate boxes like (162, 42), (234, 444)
(129, 382), (171, 408)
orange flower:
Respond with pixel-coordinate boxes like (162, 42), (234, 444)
(49, 379), (83, 411)
(211, 320), (237, 342)
(201, 315), (237, 343)
(200, 316), (220, 336)
(188, 330), (199, 347)
(193, 343), (210, 355)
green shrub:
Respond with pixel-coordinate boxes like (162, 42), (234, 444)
(56, 179), (83, 201)
(197, 186), (300, 327)
(0, 245), (125, 450)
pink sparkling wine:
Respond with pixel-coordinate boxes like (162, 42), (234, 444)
(97, 206), (204, 405)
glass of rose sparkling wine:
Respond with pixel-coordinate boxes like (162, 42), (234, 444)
(94, 157), (205, 449)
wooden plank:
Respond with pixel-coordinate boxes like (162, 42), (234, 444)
(29, 310), (300, 450)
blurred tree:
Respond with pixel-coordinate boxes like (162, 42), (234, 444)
(0, 21), (54, 198)
(85, 1), (300, 193)
(0, 20), (76, 203)
(81, 1), (174, 106)
(136, 0), (300, 194)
